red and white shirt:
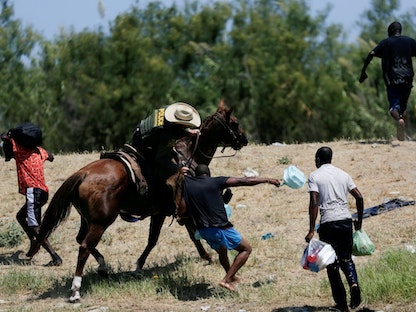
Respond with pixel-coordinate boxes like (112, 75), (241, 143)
(11, 139), (49, 195)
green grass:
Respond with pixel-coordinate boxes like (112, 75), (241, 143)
(2, 247), (416, 310)
(0, 222), (24, 248)
(0, 269), (57, 295)
(82, 253), (223, 301)
(359, 247), (416, 304)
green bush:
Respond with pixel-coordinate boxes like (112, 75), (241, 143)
(277, 156), (291, 165)
(0, 222), (24, 248)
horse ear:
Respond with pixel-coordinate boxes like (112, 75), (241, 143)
(218, 99), (225, 110)
(218, 99), (233, 113)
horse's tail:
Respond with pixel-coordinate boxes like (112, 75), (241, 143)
(38, 172), (85, 241)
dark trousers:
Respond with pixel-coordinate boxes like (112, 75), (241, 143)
(319, 219), (359, 307)
(387, 83), (412, 116)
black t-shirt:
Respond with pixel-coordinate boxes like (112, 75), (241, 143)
(183, 175), (232, 229)
(373, 35), (416, 85)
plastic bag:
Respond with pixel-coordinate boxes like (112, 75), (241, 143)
(281, 165), (306, 189)
(301, 238), (336, 272)
(353, 229), (375, 256)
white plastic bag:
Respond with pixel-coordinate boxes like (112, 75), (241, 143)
(301, 238), (336, 272)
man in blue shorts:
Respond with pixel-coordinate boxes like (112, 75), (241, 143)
(181, 164), (280, 291)
(359, 21), (416, 141)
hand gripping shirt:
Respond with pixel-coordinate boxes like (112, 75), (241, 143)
(12, 139), (49, 195)
(308, 164), (356, 224)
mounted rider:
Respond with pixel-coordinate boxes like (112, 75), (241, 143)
(131, 102), (201, 215)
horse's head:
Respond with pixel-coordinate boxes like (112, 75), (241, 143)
(202, 99), (248, 150)
(174, 100), (248, 172)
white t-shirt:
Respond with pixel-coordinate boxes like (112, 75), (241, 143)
(308, 163), (356, 224)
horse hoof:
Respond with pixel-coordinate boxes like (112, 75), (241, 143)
(97, 268), (109, 278)
(131, 268), (144, 278)
(44, 254), (63, 267)
(69, 291), (81, 303)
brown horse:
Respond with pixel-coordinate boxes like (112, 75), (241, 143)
(29, 100), (248, 302)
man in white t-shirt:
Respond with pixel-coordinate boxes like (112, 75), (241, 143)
(305, 147), (364, 312)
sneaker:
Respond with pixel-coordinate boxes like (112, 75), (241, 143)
(397, 119), (405, 141)
(350, 285), (361, 309)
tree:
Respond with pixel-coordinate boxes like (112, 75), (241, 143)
(0, 0), (41, 131)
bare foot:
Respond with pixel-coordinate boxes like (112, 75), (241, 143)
(219, 280), (236, 292)
(231, 276), (241, 283)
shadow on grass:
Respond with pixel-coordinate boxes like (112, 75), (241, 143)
(0, 250), (33, 265)
(36, 256), (217, 301)
(272, 306), (375, 312)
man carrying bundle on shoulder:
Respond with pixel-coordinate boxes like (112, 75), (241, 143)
(1, 122), (62, 266)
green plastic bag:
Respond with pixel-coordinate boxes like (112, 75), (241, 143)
(353, 229), (375, 256)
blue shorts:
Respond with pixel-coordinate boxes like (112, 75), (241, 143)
(199, 227), (242, 250)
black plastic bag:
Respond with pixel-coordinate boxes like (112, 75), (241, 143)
(9, 122), (43, 148)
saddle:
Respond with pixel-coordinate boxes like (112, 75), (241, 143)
(100, 144), (148, 196)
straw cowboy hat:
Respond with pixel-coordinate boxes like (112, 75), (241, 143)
(165, 102), (201, 128)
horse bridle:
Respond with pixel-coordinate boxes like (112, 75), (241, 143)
(196, 111), (240, 159)
(178, 111), (240, 170)
(213, 112), (241, 148)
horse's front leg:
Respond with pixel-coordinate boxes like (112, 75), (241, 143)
(184, 219), (212, 263)
(70, 224), (105, 303)
(135, 214), (165, 272)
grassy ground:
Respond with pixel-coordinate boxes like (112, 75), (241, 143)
(0, 140), (415, 312)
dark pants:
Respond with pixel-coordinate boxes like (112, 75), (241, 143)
(319, 219), (359, 308)
(387, 83), (412, 117)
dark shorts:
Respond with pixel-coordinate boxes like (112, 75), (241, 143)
(199, 227), (242, 250)
(25, 187), (48, 227)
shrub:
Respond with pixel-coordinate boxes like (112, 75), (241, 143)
(0, 222), (24, 248)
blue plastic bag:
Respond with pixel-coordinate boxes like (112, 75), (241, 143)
(281, 165), (306, 189)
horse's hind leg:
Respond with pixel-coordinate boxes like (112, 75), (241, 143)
(77, 219), (108, 276)
(135, 214), (165, 272)
(70, 224), (106, 302)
